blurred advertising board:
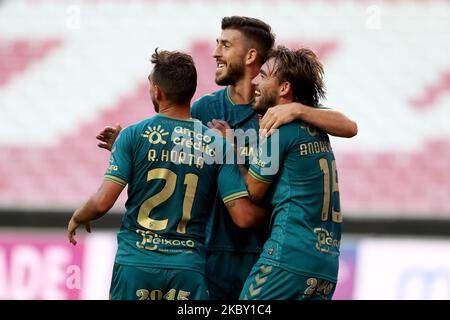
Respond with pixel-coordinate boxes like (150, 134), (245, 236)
(0, 231), (115, 300)
(334, 243), (358, 300)
(354, 238), (450, 300)
(2, 232), (448, 300)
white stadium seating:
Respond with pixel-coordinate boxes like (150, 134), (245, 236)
(0, 0), (449, 218)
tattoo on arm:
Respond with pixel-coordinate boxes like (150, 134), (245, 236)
(226, 201), (236, 209)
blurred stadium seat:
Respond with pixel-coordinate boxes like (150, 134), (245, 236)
(0, 0), (449, 219)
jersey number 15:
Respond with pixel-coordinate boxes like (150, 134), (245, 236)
(319, 159), (342, 223)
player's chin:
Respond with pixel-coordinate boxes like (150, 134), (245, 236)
(215, 70), (224, 81)
(252, 100), (264, 114)
(254, 96), (262, 107)
(215, 74), (228, 86)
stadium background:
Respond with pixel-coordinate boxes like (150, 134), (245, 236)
(0, 0), (449, 299)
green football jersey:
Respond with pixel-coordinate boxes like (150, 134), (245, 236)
(248, 121), (342, 282)
(191, 87), (269, 253)
(104, 114), (249, 274)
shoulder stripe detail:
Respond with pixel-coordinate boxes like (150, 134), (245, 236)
(104, 175), (127, 186)
(248, 169), (273, 183)
(222, 191), (249, 203)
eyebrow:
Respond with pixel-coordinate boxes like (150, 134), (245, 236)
(216, 39), (231, 45)
(260, 69), (267, 76)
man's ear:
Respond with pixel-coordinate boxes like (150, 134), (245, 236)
(279, 81), (292, 98)
(154, 85), (163, 101)
(245, 48), (258, 66)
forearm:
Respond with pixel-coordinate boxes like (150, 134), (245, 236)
(237, 164), (264, 204)
(246, 203), (268, 227)
(72, 194), (109, 224)
(295, 104), (358, 138)
(226, 198), (268, 228)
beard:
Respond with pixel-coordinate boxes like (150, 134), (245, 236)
(215, 60), (245, 86)
(252, 90), (278, 115)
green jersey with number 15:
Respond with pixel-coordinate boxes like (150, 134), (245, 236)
(249, 121), (342, 283)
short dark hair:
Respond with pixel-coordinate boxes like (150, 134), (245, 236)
(150, 49), (197, 104)
(222, 16), (275, 65)
(268, 46), (326, 107)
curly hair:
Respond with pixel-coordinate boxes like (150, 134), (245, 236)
(150, 49), (197, 104)
(268, 45), (326, 107)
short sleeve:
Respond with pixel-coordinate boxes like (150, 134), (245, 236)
(104, 127), (133, 187)
(191, 98), (208, 122)
(248, 126), (293, 184)
(217, 140), (249, 203)
(191, 100), (200, 119)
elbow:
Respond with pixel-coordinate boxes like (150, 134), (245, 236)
(345, 121), (358, 138)
(233, 215), (255, 229)
(248, 192), (263, 205)
(95, 201), (111, 215)
(231, 206), (258, 229)
(349, 121), (358, 137)
(95, 194), (113, 215)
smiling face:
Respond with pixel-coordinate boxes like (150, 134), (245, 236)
(212, 29), (248, 86)
(251, 58), (280, 115)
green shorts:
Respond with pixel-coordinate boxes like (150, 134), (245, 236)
(109, 263), (209, 300)
(239, 263), (336, 300)
(206, 251), (260, 300)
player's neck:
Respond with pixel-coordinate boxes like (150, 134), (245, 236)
(229, 76), (255, 105)
(158, 103), (192, 119)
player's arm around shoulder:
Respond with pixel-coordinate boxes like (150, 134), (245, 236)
(191, 93), (217, 121)
(217, 145), (269, 229)
(260, 102), (358, 138)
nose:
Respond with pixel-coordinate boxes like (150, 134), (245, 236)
(251, 74), (260, 86)
(212, 44), (221, 59)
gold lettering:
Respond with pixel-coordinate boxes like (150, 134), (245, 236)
(178, 152), (186, 163)
(314, 142), (320, 153)
(196, 157), (204, 169)
(174, 126), (183, 134)
(173, 137), (181, 144)
(150, 290), (163, 300)
(161, 150), (169, 162)
(148, 149), (157, 161)
(308, 143), (314, 155)
(300, 140), (333, 156)
(193, 141), (202, 151)
(136, 289), (149, 300)
(170, 150), (178, 163)
(187, 153), (195, 166)
(304, 278), (318, 296)
(300, 144), (308, 155)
